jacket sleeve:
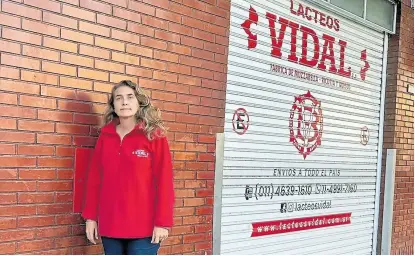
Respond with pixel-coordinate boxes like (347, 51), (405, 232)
(152, 136), (175, 227)
(81, 135), (103, 221)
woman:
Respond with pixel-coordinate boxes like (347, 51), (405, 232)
(82, 80), (174, 255)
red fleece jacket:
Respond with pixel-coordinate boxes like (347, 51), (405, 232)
(82, 121), (174, 238)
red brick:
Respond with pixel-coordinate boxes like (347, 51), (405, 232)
(38, 181), (73, 191)
(38, 110), (73, 122)
(38, 158), (73, 168)
(18, 120), (54, 132)
(0, 105), (36, 119)
(62, 4), (95, 22)
(197, 171), (214, 179)
(72, 245), (103, 255)
(20, 95), (56, 109)
(141, 58), (166, 70)
(0, 39), (21, 54)
(79, 21), (110, 37)
(169, 2), (192, 16)
(56, 236), (87, 248)
(43, 37), (77, 53)
(56, 123), (89, 135)
(0, 193), (17, 204)
(0, 169), (18, 179)
(171, 244), (194, 254)
(0, 204), (37, 217)
(78, 68), (109, 82)
(181, 36), (204, 49)
(73, 136), (97, 146)
(179, 75), (201, 86)
(112, 52), (140, 65)
(0, 229), (36, 242)
(110, 73), (138, 84)
(57, 169), (74, 179)
(22, 19), (60, 37)
(169, 23), (193, 37)
(156, 8), (181, 23)
(0, 12), (21, 28)
(22, 46), (59, 62)
(17, 239), (55, 253)
(95, 37), (125, 51)
(42, 62), (77, 76)
(142, 15), (168, 30)
(1, 80), (39, 95)
(125, 45), (152, 58)
(126, 66), (153, 79)
(113, 7), (141, 22)
(61, 53), (94, 68)
(80, 0), (111, 14)
(2, 1), (41, 20)
(19, 169), (56, 179)
(61, 29), (93, 44)
(0, 242), (16, 254)
(195, 241), (212, 251)
(37, 134), (71, 145)
(154, 71), (177, 82)
(100, 0), (127, 7)
(43, 12), (78, 29)
(112, 29), (140, 44)
(154, 50), (179, 63)
(18, 216), (55, 228)
(35, 226), (72, 238)
(37, 204), (72, 214)
(58, 100), (91, 113)
(154, 29), (180, 44)
(205, 41), (226, 54)
(79, 45), (110, 59)
(129, 1), (155, 16)
(2, 28), (41, 45)
(127, 22), (155, 37)
(1, 54), (40, 70)
(192, 68), (214, 79)
(18, 193), (54, 204)
(182, 16), (205, 30)
(141, 37), (167, 50)
(0, 218), (17, 230)
(168, 43), (192, 55)
(98, 14), (127, 29)
(0, 118), (17, 130)
(0, 130), (35, 143)
(25, 0), (60, 12)
(0, 66), (19, 80)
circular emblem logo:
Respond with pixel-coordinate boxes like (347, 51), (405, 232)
(232, 108), (249, 135)
(360, 126), (369, 145)
(289, 91), (323, 159)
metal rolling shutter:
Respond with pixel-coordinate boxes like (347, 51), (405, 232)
(214, 0), (387, 254)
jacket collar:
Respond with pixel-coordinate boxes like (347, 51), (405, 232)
(100, 119), (145, 135)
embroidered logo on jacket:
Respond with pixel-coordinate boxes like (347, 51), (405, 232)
(132, 149), (149, 158)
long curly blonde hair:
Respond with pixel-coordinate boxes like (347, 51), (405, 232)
(103, 80), (166, 140)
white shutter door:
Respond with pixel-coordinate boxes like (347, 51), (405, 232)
(217, 0), (386, 254)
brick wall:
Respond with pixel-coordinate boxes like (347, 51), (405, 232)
(0, 0), (230, 254)
(379, 1), (414, 254)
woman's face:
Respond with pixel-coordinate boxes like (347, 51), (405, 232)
(113, 86), (139, 119)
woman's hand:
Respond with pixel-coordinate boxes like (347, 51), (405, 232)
(151, 227), (169, 244)
(85, 220), (99, 244)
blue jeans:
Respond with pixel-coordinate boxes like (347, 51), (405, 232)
(101, 237), (160, 255)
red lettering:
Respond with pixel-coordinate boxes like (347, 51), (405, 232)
(334, 19), (340, 31)
(290, 0), (296, 15)
(267, 13), (289, 58)
(313, 9), (319, 23)
(317, 34), (337, 73)
(305, 7), (313, 20)
(288, 21), (300, 62)
(299, 26), (319, 67)
(297, 4), (305, 18)
(326, 16), (334, 29)
(338, 40), (351, 77)
(319, 13), (326, 27)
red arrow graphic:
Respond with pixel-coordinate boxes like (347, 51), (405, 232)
(360, 49), (370, 81)
(241, 6), (258, 49)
